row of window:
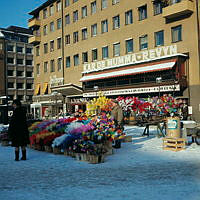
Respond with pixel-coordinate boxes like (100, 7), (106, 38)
(7, 57), (33, 65)
(36, 25), (182, 64)
(7, 45), (33, 54)
(42, 0), (120, 19)
(7, 82), (33, 89)
(7, 70), (33, 78)
(7, 95), (33, 101)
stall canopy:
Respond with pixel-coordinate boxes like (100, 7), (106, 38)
(80, 59), (177, 82)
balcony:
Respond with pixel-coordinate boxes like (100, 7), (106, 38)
(29, 35), (41, 45)
(28, 18), (40, 28)
(163, 0), (194, 19)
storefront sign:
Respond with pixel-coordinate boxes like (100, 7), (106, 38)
(83, 84), (180, 97)
(83, 45), (178, 74)
(50, 75), (64, 87)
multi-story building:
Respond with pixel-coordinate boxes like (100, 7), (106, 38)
(29, 0), (200, 121)
(0, 26), (34, 123)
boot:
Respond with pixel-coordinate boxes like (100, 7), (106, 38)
(15, 150), (19, 161)
(21, 150), (26, 160)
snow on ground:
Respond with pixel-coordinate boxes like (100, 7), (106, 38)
(0, 125), (200, 200)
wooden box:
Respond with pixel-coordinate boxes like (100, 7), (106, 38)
(163, 137), (186, 152)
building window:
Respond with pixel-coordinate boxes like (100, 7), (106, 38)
(17, 83), (24, 89)
(43, 25), (48, 35)
(113, 15), (120, 29)
(50, 21), (55, 32)
(49, 5), (54, 16)
(7, 57), (14, 64)
(73, 10), (78, 22)
(65, 0), (70, 7)
(36, 64), (40, 75)
(17, 71), (24, 77)
(26, 83), (33, 90)
(101, 0), (107, 9)
(153, 2), (162, 15)
(57, 38), (62, 49)
(17, 95), (24, 101)
(26, 71), (32, 77)
(125, 10), (133, 25)
(139, 35), (148, 50)
(66, 56), (70, 67)
(126, 39), (133, 53)
(172, 25), (182, 43)
(82, 52), (88, 63)
(16, 46), (24, 53)
(74, 54), (79, 66)
(112, 0), (120, 5)
(57, 18), (62, 29)
(91, 24), (97, 37)
(73, 31), (79, 43)
(7, 45), (14, 52)
(102, 46), (108, 59)
(92, 49), (98, 61)
(8, 82), (14, 89)
(82, 6), (87, 18)
(26, 60), (33, 66)
(73, 0), (78, 2)
(50, 40), (54, 51)
(43, 8), (48, 19)
(65, 34), (70, 44)
(57, 58), (62, 71)
(7, 70), (14, 76)
(17, 58), (24, 65)
(44, 43), (48, 54)
(113, 43), (120, 56)
(44, 62), (48, 73)
(155, 30), (164, 46)
(36, 46), (40, 56)
(50, 60), (55, 72)
(56, 1), (61, 12)
(101, 19), (108, 33)
(138, 5), (147, 21)
(26, 47), (32, 54)
(82, 28), (88, 40)
(91, 1), (97, 14)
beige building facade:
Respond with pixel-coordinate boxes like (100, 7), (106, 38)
(29, 0), (200, 121)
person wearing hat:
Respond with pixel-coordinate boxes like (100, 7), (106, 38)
(8, 99), (30, 161)
(111, 99), (124, 148)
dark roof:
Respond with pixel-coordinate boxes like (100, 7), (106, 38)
(29, 0), (56, 16)
(6, 26), (33, 35)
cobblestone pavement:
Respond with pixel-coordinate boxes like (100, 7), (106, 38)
(0, 140), (200, 200)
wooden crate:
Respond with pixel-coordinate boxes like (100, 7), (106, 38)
(163, 137), (186, 152)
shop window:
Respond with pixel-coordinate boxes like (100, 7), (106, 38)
(172, 25), (182, 43)
(138, 5), (147, 21)
(139, 35), (148, 50)
(155, 30), (164, 46)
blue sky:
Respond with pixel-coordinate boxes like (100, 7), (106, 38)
(0, 0), (46, 28)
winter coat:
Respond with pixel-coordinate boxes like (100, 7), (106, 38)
(111, 104), (124, 126)
(8, 107), (30, 147)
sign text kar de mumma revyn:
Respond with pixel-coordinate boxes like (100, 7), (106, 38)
(83, 45), (178, 74)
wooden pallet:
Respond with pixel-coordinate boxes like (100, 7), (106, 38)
(163, 137), (186, 152)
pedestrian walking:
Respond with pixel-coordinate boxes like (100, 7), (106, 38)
(111, 99), (124, 148)
(8, 99), (30, 161)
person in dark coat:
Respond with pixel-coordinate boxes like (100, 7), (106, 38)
(8, 99), (30, 161)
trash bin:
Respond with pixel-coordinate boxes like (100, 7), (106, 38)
(166, 116), (181, 138)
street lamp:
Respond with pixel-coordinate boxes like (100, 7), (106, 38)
(156, 77), (162, 98)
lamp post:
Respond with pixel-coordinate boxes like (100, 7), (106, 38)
(156, 77), (162, 98)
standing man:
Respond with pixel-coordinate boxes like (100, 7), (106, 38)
(8, 99), (30, 161)
(111, 99), (124, 148)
